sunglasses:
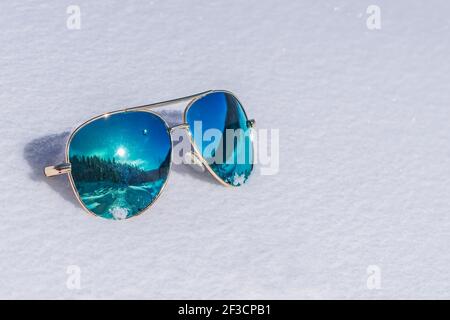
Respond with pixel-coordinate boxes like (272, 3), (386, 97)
(44, 90), (255, 220)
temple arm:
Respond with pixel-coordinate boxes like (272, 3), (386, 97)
(44, 163), (71, 177)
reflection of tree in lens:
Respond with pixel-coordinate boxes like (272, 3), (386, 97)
(208, 93), (253, 186)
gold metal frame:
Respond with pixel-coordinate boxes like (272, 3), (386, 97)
(44, 90), (255, 219)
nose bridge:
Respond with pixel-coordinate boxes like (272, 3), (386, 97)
(169, 123), (189, 134)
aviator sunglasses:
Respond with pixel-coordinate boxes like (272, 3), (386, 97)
(44, 90), (255, 220)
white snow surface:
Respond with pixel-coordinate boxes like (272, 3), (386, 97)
(1, 0), (449, 299)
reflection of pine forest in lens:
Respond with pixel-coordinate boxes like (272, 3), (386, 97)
(71, 155), (169, 185)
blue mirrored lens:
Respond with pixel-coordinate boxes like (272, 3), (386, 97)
(186, 92), (253, 186)
(68, 111), (171, 219)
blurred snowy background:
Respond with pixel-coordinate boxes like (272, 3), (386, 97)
(0, 0), (449, 299)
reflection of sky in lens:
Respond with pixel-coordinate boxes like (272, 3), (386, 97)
(186, 92), (227, 155)
(188, 92), (228, 132)
(69, 111), (171, 171)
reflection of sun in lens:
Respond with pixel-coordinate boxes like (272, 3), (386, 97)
(116, 147), (126, 157)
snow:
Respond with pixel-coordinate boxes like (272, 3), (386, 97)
(1, 0), (449, 299)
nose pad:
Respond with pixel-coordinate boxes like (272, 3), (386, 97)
(184, 151), (205, 173)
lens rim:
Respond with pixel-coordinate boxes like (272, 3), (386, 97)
(182, 90), (254, 187)
(65, 110), (173, 220)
